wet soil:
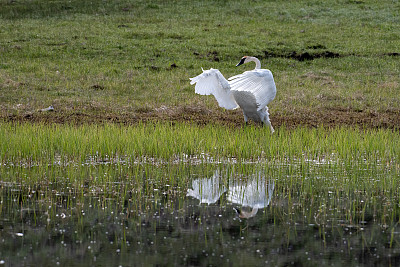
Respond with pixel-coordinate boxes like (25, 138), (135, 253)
(261, 47), (400, 62)
(3, 106), (400, 130)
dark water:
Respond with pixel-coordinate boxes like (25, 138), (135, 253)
(0, 162), (400, 266)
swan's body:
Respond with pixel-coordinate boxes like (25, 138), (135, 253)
(190, 56), (277, 132)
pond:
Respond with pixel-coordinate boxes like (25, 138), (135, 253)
(0, 160), (399, 266)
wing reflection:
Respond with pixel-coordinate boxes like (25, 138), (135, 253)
(228, 173), (274, 218)
(186, 171), (227, 205)
(187, 171), (274, 218)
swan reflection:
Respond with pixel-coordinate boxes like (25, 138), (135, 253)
(186, 171), (227, 205)
(187, 171), (274, 218)
(228, 174), (274, 218)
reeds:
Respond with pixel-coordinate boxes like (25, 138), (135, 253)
(0, 122), (399, 166)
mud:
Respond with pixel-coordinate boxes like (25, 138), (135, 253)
(3, 106), (399, 130)
(263, 48), (341, 61)
(262, 49), (400, 62)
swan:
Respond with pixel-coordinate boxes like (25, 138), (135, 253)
(190, 56), (277, 133)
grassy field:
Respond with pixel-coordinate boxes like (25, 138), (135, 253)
(0, 0), (399, 128)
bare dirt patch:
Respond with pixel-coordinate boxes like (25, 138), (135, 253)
(2, 105), (399, 130)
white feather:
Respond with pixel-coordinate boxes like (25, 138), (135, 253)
(190, 68), (239, 110)
(229, 69), (276, 111)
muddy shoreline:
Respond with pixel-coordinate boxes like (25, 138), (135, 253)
(3, 106), (399, 130)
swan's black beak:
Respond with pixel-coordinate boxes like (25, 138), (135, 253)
(236, 57), (246, 67)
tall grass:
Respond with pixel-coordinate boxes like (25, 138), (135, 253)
(0, 122), (399, 165)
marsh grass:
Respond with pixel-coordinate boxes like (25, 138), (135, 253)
(3, 122), (398, 253)
(1, 122), (399, 165)
(2, 121), (398, 227)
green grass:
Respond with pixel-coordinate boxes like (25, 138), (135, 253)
(1, 122), (399, 164)
(0, 0), (399, 121)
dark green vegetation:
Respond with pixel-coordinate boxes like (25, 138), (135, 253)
(0, 0), (399, 127)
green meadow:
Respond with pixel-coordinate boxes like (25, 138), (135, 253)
(0, 0), (400, 265)
(0, 0), (399, 126)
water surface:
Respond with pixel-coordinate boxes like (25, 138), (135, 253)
(0, 161), (399, 266)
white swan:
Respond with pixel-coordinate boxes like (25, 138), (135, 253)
(190, 56), (277, 133)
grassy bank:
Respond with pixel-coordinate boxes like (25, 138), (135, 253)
(0, 0), (399, 127)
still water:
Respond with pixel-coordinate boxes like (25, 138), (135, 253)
(0, 161), (399, 266)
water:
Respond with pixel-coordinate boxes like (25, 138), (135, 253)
(0, 161), (399, 266)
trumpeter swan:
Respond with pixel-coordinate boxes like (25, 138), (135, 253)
(190, 56), (277, 133)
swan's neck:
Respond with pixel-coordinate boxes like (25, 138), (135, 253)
(249, 57), (261, 69)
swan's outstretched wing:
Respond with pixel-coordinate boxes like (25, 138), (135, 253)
(228, 69), (276, 111)
(190, 68), (239, 110)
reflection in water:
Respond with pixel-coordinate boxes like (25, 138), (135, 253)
(228, 173), (274, 218)
(1, 162), (399, 266)
(187, 171), (274, 218)
(186, 171), (227, 204)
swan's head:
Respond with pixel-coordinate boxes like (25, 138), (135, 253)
(236, 56), (261, 69)
(236, 56), (249, 67)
